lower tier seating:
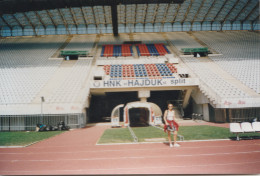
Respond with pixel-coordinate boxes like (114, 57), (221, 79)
(103, 63), (177, 78)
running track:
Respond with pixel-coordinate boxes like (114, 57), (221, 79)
(0, 125), (260, 175)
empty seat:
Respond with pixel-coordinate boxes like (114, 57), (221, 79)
(241, 122), (255, 133)
(252, 122), (260, 132)
(230, 123), (244, 140)
(230, 123), (244, 133)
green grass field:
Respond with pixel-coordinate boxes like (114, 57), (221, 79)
(98, 125), (260, 144)
(0, 131), (64, 146)
(97, 128), (133, 144)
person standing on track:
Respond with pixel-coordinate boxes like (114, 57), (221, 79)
(163, 103), (180, 147)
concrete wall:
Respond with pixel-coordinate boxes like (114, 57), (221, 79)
(191, 88), (210, 121)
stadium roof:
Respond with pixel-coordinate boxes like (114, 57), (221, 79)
(0, 0), (259, 35)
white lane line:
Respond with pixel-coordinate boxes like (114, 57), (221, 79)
(1, 160), (260, 174)
(0, 150), (259, 162)
(96, 139), (231, 145)
(0, 143), (259, 155)
(0, 138), (232, 149)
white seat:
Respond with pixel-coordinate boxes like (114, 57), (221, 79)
(230, 123), (243, 133)
(241, 122), (255, 133)
(252, 122), (260, 132)
(230, 123), (244, 141)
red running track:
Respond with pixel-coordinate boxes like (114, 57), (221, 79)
(0, 125), (260, 175)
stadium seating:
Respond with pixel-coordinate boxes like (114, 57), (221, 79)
(182, 57), (250, 99)
(230, 123), (244, 140)
(154, 44), (170, 56)
(193, 31), (260, 94)
(101, 44), (133, 57)
(101, 43), (169, 57)
(47, 59), (92, 103)
(63, 35), (96, 53)
(241, 122), (255, 133)
(104, 63), (177, 78)
(166, 32), (202, 51)
(136, 44), (170, 56)
(0, 36), (66, 104)
(230, 122), (260, 140)
(122, 44), (133, 57)
(252, 122), (260, 132)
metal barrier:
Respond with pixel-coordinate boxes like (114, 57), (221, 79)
(0, 113), (86, 131)
(151, 125), (184, 141)
(127, 126), (138, 143)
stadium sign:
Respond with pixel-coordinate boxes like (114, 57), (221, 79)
(91, 78), (199, 88)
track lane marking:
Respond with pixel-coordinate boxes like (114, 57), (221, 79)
(0, 150), (259, 162)
(1, 160), (260, 174)
(1, 143), (259, 155)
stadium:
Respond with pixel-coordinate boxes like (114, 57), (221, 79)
(0, 0), (259, 130)
(0, 0), (260, 174)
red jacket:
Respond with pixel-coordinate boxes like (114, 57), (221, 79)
(164, 120), (179, 132)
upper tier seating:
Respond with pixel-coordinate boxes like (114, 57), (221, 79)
(166, 32), (202, 51)
(193, 31), (260, 94)
(101, 44), (133, 57)
(136, 44), (170, 56)
(133, 33), (167, 44)
(63, 35), (96, 53)
(103, 63), (177, 78)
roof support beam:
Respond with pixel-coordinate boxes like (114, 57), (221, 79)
(221, 0), (240, 30)
(69, 8), (78, 26)
(162, 3), (170, 24)
(211, 0), (228, 22)
(91, 7), (97, 26)
(151, 4), (159, 24)
(118, 4), (126, 24)
(182, 0), (193, 23)
(111, 4), (118, 36)
(134, 4), (137, 24)
(23, 12), (37, 35)
(80, 7), (89, 29)
(143, 4), (148, 24)
(252, 14), (259, 30)
(252, 14), (259, 23)
(232, 0), (250, 22)
(35, 11), (46, 28)
(12, 14), (23, 29)
(57, 8), (70, 34)
(0, 15), (12, 29)
(172, 4), (181, 22)
(191, 0), (205, 23)
(46, 10), (57, 28)
(242, 1), (259, 23)
(203, 0), (217, 22)
(0, 0), (184, 14)
(189, 0), (205, 31)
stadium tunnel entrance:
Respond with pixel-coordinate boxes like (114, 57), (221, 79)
(88, 91), (138, 123)
(88, 89), (191, 124)
(129, 108), (149, 127)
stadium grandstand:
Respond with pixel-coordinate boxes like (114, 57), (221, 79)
(0, 0), (259, 131)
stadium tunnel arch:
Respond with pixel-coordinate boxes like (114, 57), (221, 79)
(123, 101), (162, 127)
